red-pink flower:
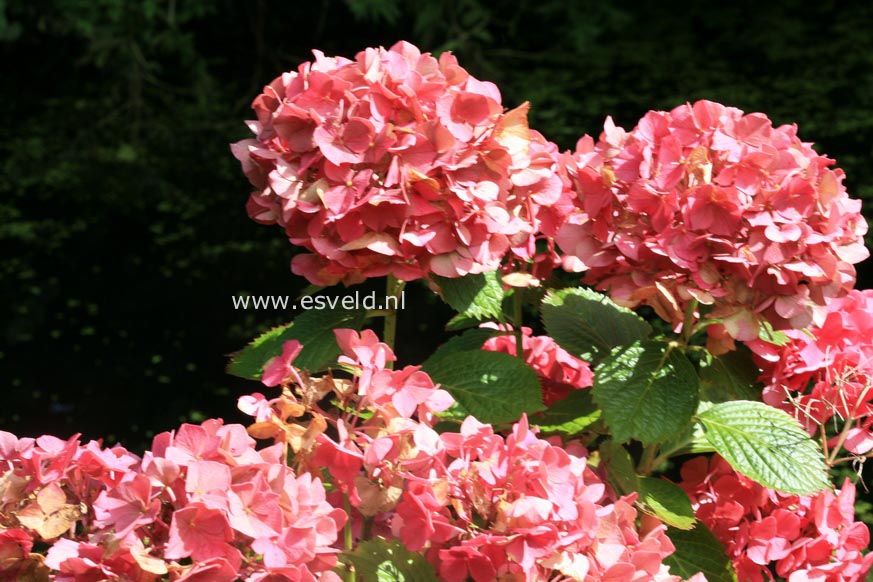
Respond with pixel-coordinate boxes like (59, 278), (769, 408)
(392, 416), (681, 581)
(0, 528), (33, 577)
(262, 340), (304, 387)
(93, 473), (159, 537)
(750, 289), (873, 457)
(174, 557), (239, 582)
(1, 417), (348, 582)
(679, 455), (873, 582)
(165, 502), (235, 562)
(232, 42), (567, 285)
(555, 100), (869, 353)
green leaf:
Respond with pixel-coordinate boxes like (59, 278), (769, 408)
(699, 347), (762, 403)
(660, 402), (716, 457)
(697, 401), (829, 494)
(227, 308), (368, 379)
(445, 312), (482, 331)
(432, 271), (504, 321)
(541, 287), (652, 362)
(598, 440), (639, 494)
(422, 328), (498, 368)
(533, 389), (601, 436)
(757, 320), (790, 346)
(343, 538), (439, 582)
(664, 524), (737, 582)
(423, 350), (543, 425)
(638, 477), (696, 530)
(592, 341), (699, 444)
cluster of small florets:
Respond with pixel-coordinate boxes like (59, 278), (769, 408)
(239, 330), (700, 582)
(555, 100), (869, 353)
(393, 416), (696, 582)
(232, 41), (566, 285)
(679, 455), (873, 582)
(0, 422), (345, 582)
(749, 288), (873, 457)
(481, 325), (594, 405)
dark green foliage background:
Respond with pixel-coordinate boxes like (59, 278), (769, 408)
(2, 0), (872, 485)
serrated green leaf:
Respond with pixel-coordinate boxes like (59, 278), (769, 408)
(592, 341), (699, 444)
(433, 271), (504, 321)
(343, 538), (439, 582)
(422, 328), (498, 368)
(533, 389), (601, 436)
(423, 350), (543, 425)
(697, 401), (829, 494)
(638, 477), (696, 530)
(445, 312), (481, 331)
(699, 347), (762, 403)
(599, 440), (639, 494)
(227, 322), (294, 379)
(664, 524), (737, 582)
(227, 308), (368, 379)
(541, 287), (652, 362)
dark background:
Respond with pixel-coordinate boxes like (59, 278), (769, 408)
(2, 0), (872, 514)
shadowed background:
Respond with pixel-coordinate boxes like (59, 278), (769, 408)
(2, 0), (872, 514)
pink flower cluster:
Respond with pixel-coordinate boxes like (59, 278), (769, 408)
(555, 100), (869, 353)
(393, 416), (696, 582)
(750, 289), (873, 457)
(240, 330), (701, 582)
(0, 421), (345, 582)
(679, 455), (873, 582)
(481, 325), (594, 406)
(232, 41), (566, 285)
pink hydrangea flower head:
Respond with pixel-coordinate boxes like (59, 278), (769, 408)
(556, 101), (869, 353)
(232, 42), (569, 284)
(1, 418), (348, 582)
(679, 455), (873, 581)
(749, 288), (873, 456)
(391, 415), (681, 581)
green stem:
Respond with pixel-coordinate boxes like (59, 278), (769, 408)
(681, 299), (699, 346)
(343, 494), (356, 582)
(637, 443), (660, 476)
(383, 275), (405, 368)
(512, 290), (524, 359)
(362, 516), (374, 540)
(827, 416), (857, 466)
(646, 437), (692, 473)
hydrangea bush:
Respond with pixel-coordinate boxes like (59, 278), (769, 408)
(2, 41), (872, 582)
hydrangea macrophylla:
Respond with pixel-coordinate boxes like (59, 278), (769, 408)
(238, 333), (706, 581)
(391, 416), (693, 582)
(0, 422), (346, 582)
(555, 100), (869, 353)
(240, 328), (454, 509)
(749, 288), (873, 457)
(679, 455), (873, 582)
(232, 41), (567, 285)
(481, 325), (594, 405)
